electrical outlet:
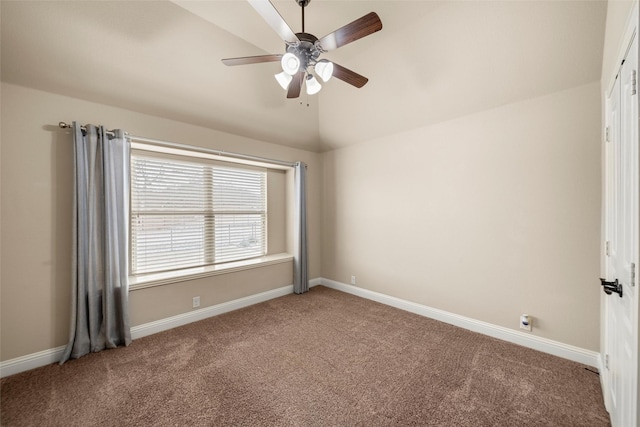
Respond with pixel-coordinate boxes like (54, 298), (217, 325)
(520, 314), (532, 331)
(192, 296), (200, 308)
(351, 276), (356, 285)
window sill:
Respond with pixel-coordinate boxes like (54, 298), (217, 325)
(129, 253), (294, 291)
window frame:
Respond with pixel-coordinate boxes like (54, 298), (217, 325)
(128, 148), (269, 279)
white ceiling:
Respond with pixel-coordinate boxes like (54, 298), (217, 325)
(1, 1), (606, 152)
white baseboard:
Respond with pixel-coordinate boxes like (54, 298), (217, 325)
(1, 277), (599, 377)
(309, 277), (323, 287)
(0, 346), (67, 378)
(131, 284), (294, 339)
(319, 278), (600, 368)
(1, 283), (304, 378)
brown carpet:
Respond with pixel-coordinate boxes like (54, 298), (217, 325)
(1, 286), (609, 426)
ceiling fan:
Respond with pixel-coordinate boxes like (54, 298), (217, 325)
(221, 0), (383, 99)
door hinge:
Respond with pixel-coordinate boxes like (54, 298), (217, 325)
(631, 263), (636, 287)
(605, 126), (610, 142)
(632, 70), (637, 95)
(605, 241), (610, 257)
(605, 354), (609, 370)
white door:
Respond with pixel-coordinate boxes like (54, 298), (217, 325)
(603, 32), (638, 427)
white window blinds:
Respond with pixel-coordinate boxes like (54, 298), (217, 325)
(131, 153), (267, 275)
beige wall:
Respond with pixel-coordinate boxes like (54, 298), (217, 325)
(322, 82), (602, 351)
(0, 82), (322, 361)
(0, 78), (606, 360)
(129, 262), (293, 326)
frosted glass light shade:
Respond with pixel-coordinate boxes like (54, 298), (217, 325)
(306, 75), (322, 95)
(281, 53), (300, 75)
(315, 60), (334, 82)
(274, 72), (292, 90)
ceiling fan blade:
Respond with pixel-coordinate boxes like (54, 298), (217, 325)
(318, 12), (382, 52)
(221, 54), (283, 66)
(287, 71), (305, 98)
(331, 63), (368, 88)
(248, 0), (299, 44)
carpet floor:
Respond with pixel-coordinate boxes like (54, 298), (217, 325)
(1, 286), (609, 426)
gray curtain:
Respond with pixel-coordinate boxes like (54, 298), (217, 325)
(60, 123), (131, 364)
(293, 162), (308, 294)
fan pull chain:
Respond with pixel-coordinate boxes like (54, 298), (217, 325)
(301, 92), (310, 108)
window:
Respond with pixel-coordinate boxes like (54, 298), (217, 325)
(130, 152), (267, 275)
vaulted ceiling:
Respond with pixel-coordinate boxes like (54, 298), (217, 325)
(1, 1), (607, 152)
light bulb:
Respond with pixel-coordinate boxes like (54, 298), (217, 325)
(306, 74), (322, 95)
(315, 60), (334, 82)
(281, 52), (300, 76)
(274, 72), (292, 90)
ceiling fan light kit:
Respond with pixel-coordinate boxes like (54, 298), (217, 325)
(314, 59), (333, 82)
(281, 52), (301, 75)
(305, 74), (322, 95)
(275, 71), (293, 90)
(221, 0), (383, 99)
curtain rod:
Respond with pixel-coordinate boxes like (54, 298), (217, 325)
(59, 121), (117, 137)
(58, 122), (298, 168)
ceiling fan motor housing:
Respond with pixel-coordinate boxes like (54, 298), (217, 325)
(287, 32), (322, 72)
